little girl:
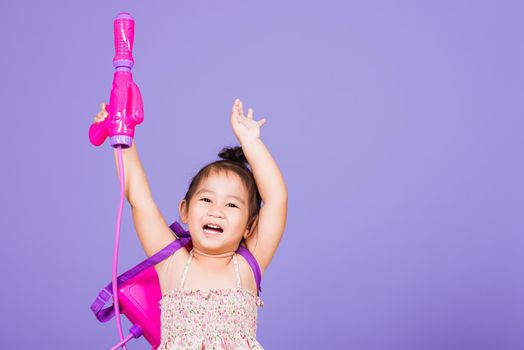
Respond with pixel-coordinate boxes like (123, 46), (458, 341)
(93, 98), (288, 349)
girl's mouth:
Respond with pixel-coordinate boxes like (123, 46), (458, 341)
(203, 224), (223, 235)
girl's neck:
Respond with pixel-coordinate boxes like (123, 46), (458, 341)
(192, 247), (235, 258)
(191, 247), (236, 269)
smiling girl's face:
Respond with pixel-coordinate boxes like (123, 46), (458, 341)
(179, 170), (250, 254)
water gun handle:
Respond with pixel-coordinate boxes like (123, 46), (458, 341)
(89, 114), (110, 146)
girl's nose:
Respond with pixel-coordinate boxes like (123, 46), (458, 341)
(208, 208), (224, 218)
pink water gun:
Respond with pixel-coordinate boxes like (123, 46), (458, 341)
(89, 12), (144, 350)
(89, 12), (144, 148)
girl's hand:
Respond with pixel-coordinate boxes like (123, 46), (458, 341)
(230, 98), (266, 144)
(93, 102), (109, 123)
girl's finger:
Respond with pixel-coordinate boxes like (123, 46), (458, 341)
(231, 111), (240, 125)
(258, 118), (267, 127)
(247, 108), (254, 120)
(230, 111), (236, 125)
(237, 100), (244, 117)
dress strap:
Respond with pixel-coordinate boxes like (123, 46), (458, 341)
(233, 254), (242, 288)
(162, 249), (177, 275)
(179, 249), (194, 289)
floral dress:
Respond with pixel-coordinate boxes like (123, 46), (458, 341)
(158, 249), (265, 349)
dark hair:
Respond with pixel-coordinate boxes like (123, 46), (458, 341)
(182, 146), (262, 240)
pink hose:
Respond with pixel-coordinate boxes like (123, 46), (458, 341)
(111, 145), (127, 350)
(109, 333), (134, 350)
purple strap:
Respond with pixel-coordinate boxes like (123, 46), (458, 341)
(90, 221), (262, 323)
(236, 246), (262, 294)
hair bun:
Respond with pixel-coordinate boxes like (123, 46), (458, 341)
(218, 146), (248, 165)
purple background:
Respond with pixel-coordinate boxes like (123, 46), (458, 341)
(1, 0), (523, 349)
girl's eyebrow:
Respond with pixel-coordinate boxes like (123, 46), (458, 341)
(196, 189), (246, 205)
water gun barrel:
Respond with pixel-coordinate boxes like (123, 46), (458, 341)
(113, 12), (135, 69)
(88, 12), (144, 149)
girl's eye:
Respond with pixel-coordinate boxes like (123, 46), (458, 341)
(200, 198), (237, 208)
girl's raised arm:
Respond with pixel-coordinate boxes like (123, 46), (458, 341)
(230, 99), (288, 274)
(113, 141), (176, 257)
(94, 103), (176, 257)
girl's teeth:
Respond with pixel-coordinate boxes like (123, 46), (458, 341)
(204, 228), (221, 234)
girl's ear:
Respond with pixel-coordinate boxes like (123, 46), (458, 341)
(244, 215), (259, 239)
(179, 199), (188, 224)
